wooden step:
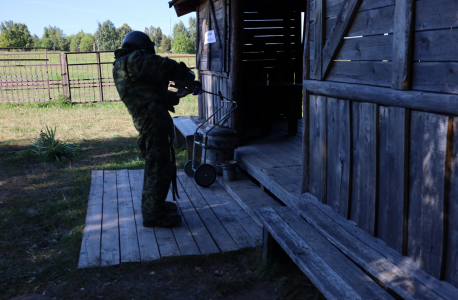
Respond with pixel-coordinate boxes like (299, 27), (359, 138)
(216, 169), (282, 226)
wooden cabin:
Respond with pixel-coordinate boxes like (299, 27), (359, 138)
(170, 0), (458, 297)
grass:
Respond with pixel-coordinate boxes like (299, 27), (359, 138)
(0, 98), (323, 300)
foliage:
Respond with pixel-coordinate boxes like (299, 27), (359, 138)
(94, 20), (119, 51)
(159, 34), (172, 53)
(79, 33), (95, 52)
(145, 26), (163, 51)
(0, 21), (33, 47)
(117, 23), (133, 46)
(31, 126), (79, 162)
(41, 26), (69, 50)
(171, 18), (196, 54)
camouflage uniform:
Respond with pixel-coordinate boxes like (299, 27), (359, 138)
(112, 47), (189, 222)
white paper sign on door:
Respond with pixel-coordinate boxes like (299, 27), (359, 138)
(204, 30), (216, 45)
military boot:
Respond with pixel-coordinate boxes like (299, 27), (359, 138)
(164, 201), (178, 212)
(143, 214), (182, 228)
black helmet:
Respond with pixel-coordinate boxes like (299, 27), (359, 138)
(122, 31), (155, 53)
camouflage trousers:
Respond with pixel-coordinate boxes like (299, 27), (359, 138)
(137, 104), (178, 220)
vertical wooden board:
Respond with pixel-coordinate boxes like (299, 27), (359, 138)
(408, 111), (448, 279)
(178, 172), (239, 252)
(351, 102), (377, 236)
(78, 170), (103, 269)
(154, 189), (181, 257)
(128, 170), (161, 261)
(446, 117), (458, 287)
(213, 75), (219, 124)
(206, 75), (213, 123)
(326, 98), (351, 218)
(313, 0), (324, 79)
(100, 170), (120, 266)
(309, 95), (327, 203)
(378, 106), (407, 253)
(175, 170), (219, 254)
(117, 169), (140, 263)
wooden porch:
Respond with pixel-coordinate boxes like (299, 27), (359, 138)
(78, 169), (263, 269)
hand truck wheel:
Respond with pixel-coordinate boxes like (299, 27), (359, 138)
(194, 164), (216, 187)
(184, 160), (199, 177)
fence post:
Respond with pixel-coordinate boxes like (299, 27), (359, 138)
(96, 52), (104, 102)
(65, 53), (72, 101)
(44, 48), (51, 100)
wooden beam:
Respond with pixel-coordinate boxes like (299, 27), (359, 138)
(229, 0), (243, 137)
(391, 0), (415, 90)
(302, 0), (311, 194)
(313, 0), (325, 80)
(321, 0), (362, 79)
(209, 0), (224, 72)
(196, 0), (210, 70)
(305, 80), (458, 116)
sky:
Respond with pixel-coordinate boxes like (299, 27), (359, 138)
(0, 0), (194, 37)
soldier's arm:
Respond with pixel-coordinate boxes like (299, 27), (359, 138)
(127, 51), (191, 83)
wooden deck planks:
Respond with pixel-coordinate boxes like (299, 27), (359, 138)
(128, 170), (161, 261)
(154, 189), (181, 257)
(100, 170), (120, 267)
(117, 169), (141, 263)
(178, 172), (239, 252)
(78, 170), (104, 269)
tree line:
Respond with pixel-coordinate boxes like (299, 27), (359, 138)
(0, 18), (197, 54)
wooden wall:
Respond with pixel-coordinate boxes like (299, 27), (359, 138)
(303, 0), (458, 287)
(197, 0), (232, 126)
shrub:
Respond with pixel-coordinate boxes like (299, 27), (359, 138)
(31, 126), (79, 162)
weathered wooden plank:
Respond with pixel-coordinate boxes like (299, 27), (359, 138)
(197, 0), (211, 70)
(248, 138), (301, 165)
(326, 0), (394, 18)
(192, 180), (256, 248)
(117, 169), (140, 263)
(351, 102), (377, 235)
(129, 170), (161, 261)
(254, 207), (366, 299)
(414, 29), (458, 62)
(274, 206), (394, 300)
(446, 117), (458, 288)
(175, 170), (219, 254)
(100, 170), (120, 267)
(78, 170), (104, 269)
(377, 106), (408, 253)
(178, 171), (238, 252)
(408, 111), (448, 279)
(294, 193), (454, 300)
(412, 62), (458, 95)
(415, 0), (458, 32)
(326, 98), (351, 218)
(313, 0), (324, 79)
(305, 80), (458, 116)
(322, 0), (362, 78)
(326, 61), (392, 87)
(154, 189), (181, 258)
(392, 0), (414, 90)
(309, 95), (327, 203)
(209, 0), (224, 72)
(335, 34), (392, 61)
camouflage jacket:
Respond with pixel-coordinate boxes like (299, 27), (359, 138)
(112, 47), (190, 131)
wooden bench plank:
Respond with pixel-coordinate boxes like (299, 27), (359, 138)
(175, 170), (220, 254)
(178, 172), (239, 252)
(173, 116), (204, 161)
(78, 170), (104, 269)
(254, 207), (366, 299)
(117, 169), (141, 263)
(274, 206), (394, 300)
(100, 170), (120, 267)
(192, 180), (256, 248)
(128, 170), (161, 261)
(293, 193), (456, 300)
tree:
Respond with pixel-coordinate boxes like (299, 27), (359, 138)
(80, 33), (95, 52)
(68, 31), (85, 51)
(145, 26), (163, 51)
(159, 34), (172, 53)
(95, 20), (118, 50)
(188, 17), (197, 49)
(41, 26), (68, 50)
(171, 20), (195, 54)
(0, 21), (33, 47)
(117, 23), (132, 46)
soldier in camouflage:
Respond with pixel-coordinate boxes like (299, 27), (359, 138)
(112, 31), (195, 227)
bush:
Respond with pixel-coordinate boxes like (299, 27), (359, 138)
(31, 126), (79, 162)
